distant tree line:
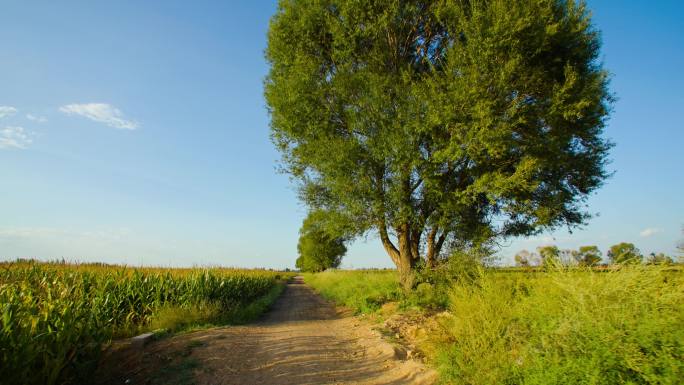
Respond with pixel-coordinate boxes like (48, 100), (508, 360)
(515, 242), (677, 267)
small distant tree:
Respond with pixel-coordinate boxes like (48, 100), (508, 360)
(538, 246), (561, 268)
(559, 249), (578, 266)
(608, 242), (642, 265)
(574, 245), (602, 266)
(295, 210), (347, 272)
(514, 250), (532, 267)
(646, 253), (673, 265)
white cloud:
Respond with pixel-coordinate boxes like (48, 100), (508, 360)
(59, 103), (139, 130)
(0, 126), (32, 149)
(639, 228), (663, 238)
(0, 106), (18, 119)
(26, 113), (48, 123)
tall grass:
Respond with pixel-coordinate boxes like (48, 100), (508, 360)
(304, 270), (401, 313)
(0, 261), (287, 385)
(432, 266), (684, 384)
(305, 266), (684, 384)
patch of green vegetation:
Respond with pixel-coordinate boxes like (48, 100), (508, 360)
(305, 255), (483, 313)
(225, 279), (287, 324)
(306, 266), (684, 384)
(304, 270), (402, 313)
(433, 266), (684, 384)
(148, 281), (287, 333)
(0, 261), (291, 385)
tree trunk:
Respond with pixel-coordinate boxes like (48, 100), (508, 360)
(426, 228), (438, 268)
(426, 228), (446, 268)
(397, 224), (416, 290)
(378, 220), (417, 290)
(410, 228), (421, 262)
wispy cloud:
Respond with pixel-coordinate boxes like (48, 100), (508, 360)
(26, 113), (48, 123)
(59, 103), (139, 130)
(0, 106), (18, 119)
(0, 126), (32, 149)
(639, 227), (663, 238)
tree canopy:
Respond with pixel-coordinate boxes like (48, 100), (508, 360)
(538, 245), (561, 268)
(296, 210), (347, 272)
(574, 245), (602, 266)
(514, 250), (533, 267)
(646, 253), (673, 265)
(266, 0), (612, 285)
(608, 242), (642, 265)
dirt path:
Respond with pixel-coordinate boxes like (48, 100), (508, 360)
(96, 277), (437, 385)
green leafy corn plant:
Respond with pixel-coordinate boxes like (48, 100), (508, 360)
(0, 262), (284, 385)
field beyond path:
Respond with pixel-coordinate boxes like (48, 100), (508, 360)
(96, 276), (436, 385)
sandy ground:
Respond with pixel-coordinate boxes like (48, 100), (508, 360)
(95, 277), (437, 385)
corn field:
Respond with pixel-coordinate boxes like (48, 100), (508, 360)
(0, 261), (285, 385)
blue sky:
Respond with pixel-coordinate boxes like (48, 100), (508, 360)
(1, 1), (682, 268)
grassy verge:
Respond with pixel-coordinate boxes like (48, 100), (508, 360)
(305, 266), (684, 384)
(304, 270), (402, 313)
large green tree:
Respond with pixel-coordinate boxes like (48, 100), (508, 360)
(266, 0), (612, 286)
(296, 210), (347, 272)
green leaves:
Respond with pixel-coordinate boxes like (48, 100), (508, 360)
(608, 242), (643, 265)
(296, 210), (347, 272)
(266, 0), (612, 269)
(0, 263), (280, 385)
(575, 245), (602, 266)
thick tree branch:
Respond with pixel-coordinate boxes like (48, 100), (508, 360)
(378, 218), (400, 266)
